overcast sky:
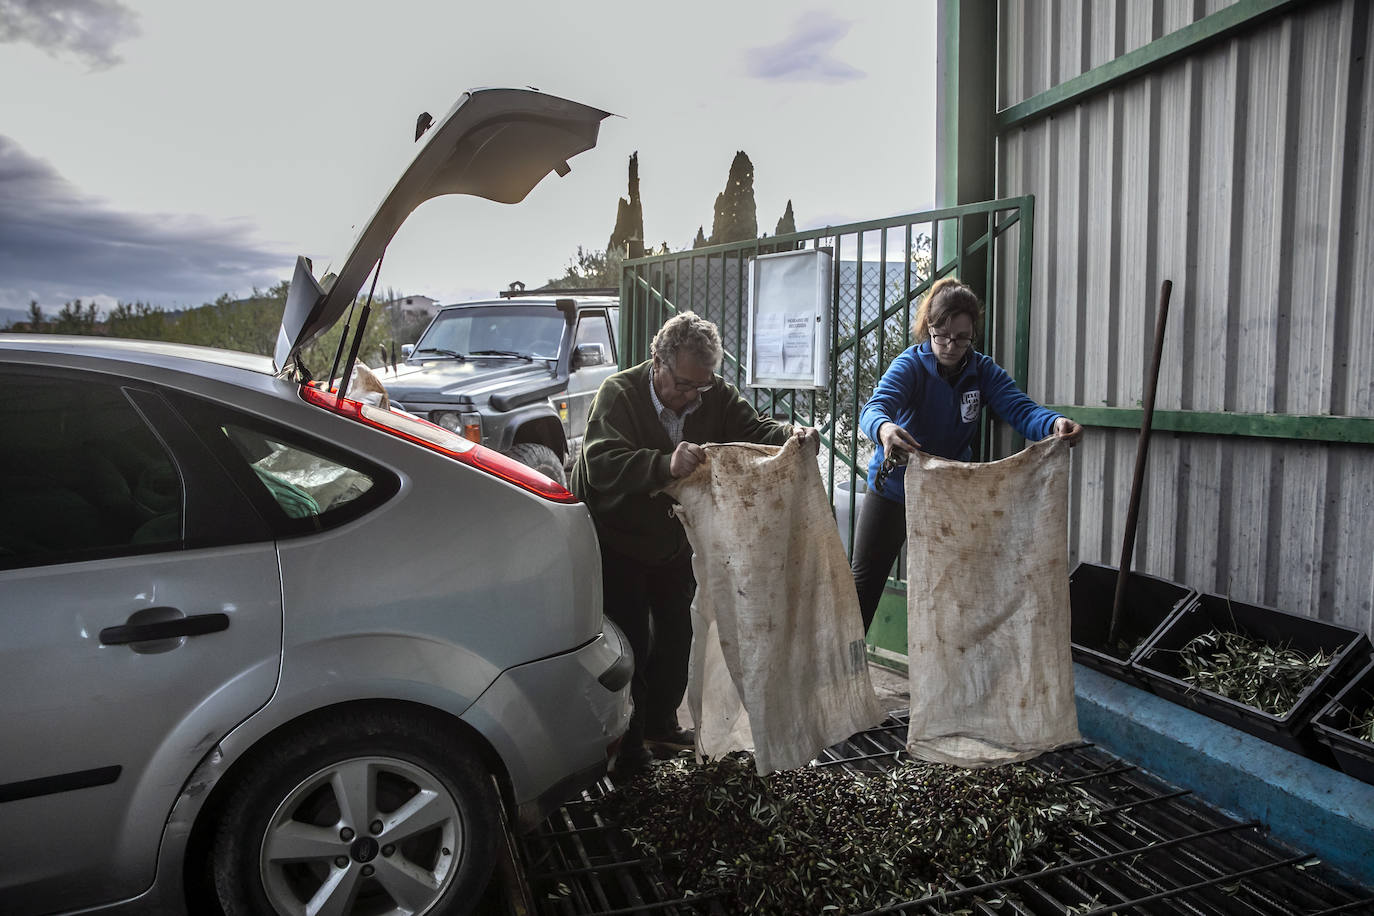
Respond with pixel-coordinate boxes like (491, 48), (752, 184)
(0, 0), (937, 318)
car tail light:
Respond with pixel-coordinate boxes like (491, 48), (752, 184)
(300, 384), (578, 504)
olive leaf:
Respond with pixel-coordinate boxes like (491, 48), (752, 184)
(1177, 628), (1331, 716)
(1332, 696), (1374, 743)
(596, 752), (1099, 915)
(1352, 709), (1374, 743)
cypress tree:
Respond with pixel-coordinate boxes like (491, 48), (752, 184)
(708, 151), (757, 244)
(775, 199), (796, 236)
(607, 152), (644, 257)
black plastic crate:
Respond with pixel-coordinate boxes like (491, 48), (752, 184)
(1133, 592), (1371, 756)
(1312, 658), (1374, 785)
(1069, 561), (1196, 685)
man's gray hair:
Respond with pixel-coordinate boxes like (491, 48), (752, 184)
(650, 311), (723, 370)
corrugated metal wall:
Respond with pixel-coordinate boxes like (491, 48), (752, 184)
(997, 0), (1374, 636)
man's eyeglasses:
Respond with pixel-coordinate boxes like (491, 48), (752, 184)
(930, 333), (975, 349)
(669, 370), (717, 393)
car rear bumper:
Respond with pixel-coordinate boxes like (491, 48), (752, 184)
(462, 625), (632, 831)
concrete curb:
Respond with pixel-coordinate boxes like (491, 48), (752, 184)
(1073, 663), (1374, 886)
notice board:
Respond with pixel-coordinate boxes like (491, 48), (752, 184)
(745, 247), (832, 390)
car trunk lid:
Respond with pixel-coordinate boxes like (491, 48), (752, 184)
(274, 88), (611, 377)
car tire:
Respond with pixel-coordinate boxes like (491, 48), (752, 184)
(210, 709), (499, 916)
(506, 443), (567, 486)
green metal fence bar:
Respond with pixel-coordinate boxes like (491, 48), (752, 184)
(955, 212), (965, 288)
(631, 201), (1033, 263)
(1051, 406), (1374, 445)
(719, 251), (730, 381)
(877, 227), (889, 425)
(828, 232), (846, 542)
(996, 0), (1308, 131)
(1014, 196), (1036, 392)
(623, 268), (677, 366)
(903, 223), (914, 351)
(847, 230), (863, 553)
(734, 248), (747, 393)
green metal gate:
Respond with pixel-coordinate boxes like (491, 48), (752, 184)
(618, 197), (1036, 661)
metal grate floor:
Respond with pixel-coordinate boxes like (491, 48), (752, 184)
(517, 711), (1374, 915)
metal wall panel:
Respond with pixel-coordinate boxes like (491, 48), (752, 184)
(996, 0), (1374, 635)
(1001, 1), (1239, 106)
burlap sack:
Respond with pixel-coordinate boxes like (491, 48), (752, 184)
(903, 436), (1079, 766)
(663, 437), (885, 775)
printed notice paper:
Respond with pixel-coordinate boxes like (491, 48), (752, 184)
(753, 312), (785, 377)
(783, 313), (813, 375)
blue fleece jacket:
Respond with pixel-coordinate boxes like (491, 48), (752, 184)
(859, 342), (1062, 503)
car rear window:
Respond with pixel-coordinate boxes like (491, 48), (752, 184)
(221, 425), (375, 519)
(159, 388), (400, 535)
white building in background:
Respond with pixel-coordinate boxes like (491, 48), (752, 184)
(387, 295), (438, 321)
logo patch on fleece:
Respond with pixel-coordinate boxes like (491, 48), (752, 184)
(960, 390), (980, 423)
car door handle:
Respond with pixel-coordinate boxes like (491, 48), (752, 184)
(100, 612), (230, 645)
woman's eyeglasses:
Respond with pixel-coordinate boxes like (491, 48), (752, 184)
(930, 333), (975, 349)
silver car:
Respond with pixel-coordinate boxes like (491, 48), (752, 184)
(0, 88), (631, 916)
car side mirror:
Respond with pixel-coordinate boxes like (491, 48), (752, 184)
(572, 342), (607, 369)
(400, 343), (415, 359)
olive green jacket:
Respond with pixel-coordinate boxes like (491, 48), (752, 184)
(571, 360), (794, 565)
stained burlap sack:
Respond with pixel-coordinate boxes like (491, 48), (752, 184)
(663, 437), (885, 775)
(903, 436), (1079, 766)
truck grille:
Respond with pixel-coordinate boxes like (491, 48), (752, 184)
(520, 710), (1374, 915)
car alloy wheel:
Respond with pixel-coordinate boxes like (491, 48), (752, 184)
(212, 710), (498, 916)
(259, 755), (461, 915)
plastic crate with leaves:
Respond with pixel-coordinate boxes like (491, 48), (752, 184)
(1133, 592), (1370, 756)
(1312, 658), (1374, 785)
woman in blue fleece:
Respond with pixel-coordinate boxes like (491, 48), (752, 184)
(852, 277), (1083, 630)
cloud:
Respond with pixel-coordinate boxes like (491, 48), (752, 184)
(744, 11), (865, 82)
(0, 136), (291, 311)
(0, 0), (141, 69)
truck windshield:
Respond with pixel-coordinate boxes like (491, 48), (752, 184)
(414, 306), (565, 360)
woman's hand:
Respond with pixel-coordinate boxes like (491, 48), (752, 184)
(878, 421), (921, 461)
(1053, 416), (1084, 446)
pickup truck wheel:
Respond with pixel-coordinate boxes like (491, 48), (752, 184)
(507, 443), (567, 487)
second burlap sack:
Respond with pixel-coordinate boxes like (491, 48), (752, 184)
(903, 435), (1079, 766)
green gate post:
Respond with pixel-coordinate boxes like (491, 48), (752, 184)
(938, 0), (999, 469)
(937, 0), (997, 291)
(863, 1), (1005, 668)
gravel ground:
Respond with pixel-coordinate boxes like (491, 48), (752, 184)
(867, 660), (911, 710)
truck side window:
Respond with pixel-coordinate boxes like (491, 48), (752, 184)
(575, 313), (612, 354)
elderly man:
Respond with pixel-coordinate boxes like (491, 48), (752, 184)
(572, 310), (818, 774)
